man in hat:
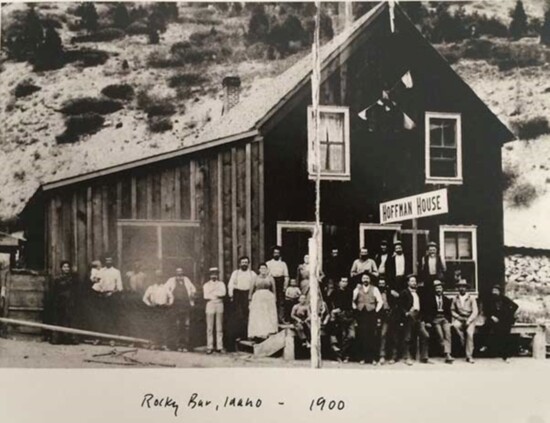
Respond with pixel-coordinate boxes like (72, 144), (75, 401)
(399, 274), (431, 365)
(266, 246), (289, 323)
(420, 242), (446, 293)
(350, 247), (379, 286)
(203, 267), (226, 354)
(481, 284), (519, 363)
(165, 267), (197, 352)
(422, 280), (454, 363)
(451, 279), (478, 363)
(375, 240), (390, 285)
(386, 241), (410, 298)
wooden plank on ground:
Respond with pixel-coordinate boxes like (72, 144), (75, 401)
(254, 331), (286, 357)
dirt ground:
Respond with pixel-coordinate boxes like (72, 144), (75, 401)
(1, 337), (549, 370)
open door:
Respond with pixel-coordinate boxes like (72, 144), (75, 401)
(276, 222), (321, 279)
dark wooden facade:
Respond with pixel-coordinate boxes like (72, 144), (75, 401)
(22, 4), (514, 316)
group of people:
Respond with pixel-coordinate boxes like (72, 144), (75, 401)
(48, 240), (519, 363)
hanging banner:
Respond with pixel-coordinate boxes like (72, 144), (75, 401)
(380, 188), (448, 224)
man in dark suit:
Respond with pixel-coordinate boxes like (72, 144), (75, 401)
(422, 280), (454, 363)
(398, 274), (431, 365)
(419, 241), (446, 293)
(386, 241), (411, 299)
(374, 240), (390, 285)
(482, 284), (519, 363)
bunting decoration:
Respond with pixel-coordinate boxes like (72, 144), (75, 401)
(357, 70), (416, 131)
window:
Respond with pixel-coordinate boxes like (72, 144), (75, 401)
(425, 112), (462, 184)
(439, 225), (477, 292)
(307, 105), (350, 180)
(277, 221), (323, 278)
(118, 220), (199, 282)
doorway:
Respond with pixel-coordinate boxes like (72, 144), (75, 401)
(359, 223), (401, 259)
(276, 222), (322, 279)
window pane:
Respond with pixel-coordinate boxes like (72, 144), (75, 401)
(457, 232), (472, 259)
(444, 233), (457, 260)
(442, 121), (456, 147)
(431, 158), (457, 178)
(322, 112), (344, 142)
(328, 144), (345, 172)
(121, 226), (158, 275)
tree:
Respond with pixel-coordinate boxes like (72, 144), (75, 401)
(247, 5), (270, 42)
(112, 3), (131, 30)
(2, 6), (44, 61)
(34, 24), (64, 70)
(80, 3), (99, 32)
(509, 0), (528, 40)
(541, 8), (550, 45)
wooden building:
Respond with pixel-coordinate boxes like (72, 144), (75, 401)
(20, 2), (514, 327)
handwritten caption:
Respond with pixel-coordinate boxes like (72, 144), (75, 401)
(141, 393), (346, 417)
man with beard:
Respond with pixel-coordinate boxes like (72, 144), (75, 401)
(399, 274), (431, 366)
(326, 277), (354, 362)
(375, 240), (390, 285)
(228, 256), (257, 342)
(325, 248), (345, 288)
(386, 241), (410, 298)
(451, 279), (479, 363)
(165, 267), (197, 352)
(422, 280), (454, 363)
(419, 242), (446, 293)
(377, 278), (399, 365)
(481, 284), (519, 363)
(350, 247), (378, 286)
(266, 246), (289, 323)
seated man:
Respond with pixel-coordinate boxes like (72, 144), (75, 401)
(451, 279), (478, 363)
(481, 284), (519, 363)
(422, 280), (453, 364)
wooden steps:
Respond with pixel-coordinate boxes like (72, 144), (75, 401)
(236, 326), (295, 360)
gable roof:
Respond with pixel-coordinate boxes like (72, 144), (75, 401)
(38, 1), (514, 194)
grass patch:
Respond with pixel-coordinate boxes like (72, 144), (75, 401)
(60, 97), (123, 116)
(64, 48), (110, 68)
(167, 72), (208, 88)
(513, 116), (550, 140)
(148, 116), (173, 133)
(71, 27), (126, 43)
(101, 84), (135, 101)
(56, 113), (105, 144)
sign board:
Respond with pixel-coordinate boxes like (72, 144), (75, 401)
(380, 188), (448, 224)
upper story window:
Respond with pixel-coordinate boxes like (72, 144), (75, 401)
(307, 105), (350, 181)
(425, 112), (463, 185)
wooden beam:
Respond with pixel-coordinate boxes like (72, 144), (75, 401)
(50, 197), (58, 274)
(86, 187), (92, 265)
(0, 317), (152, 344)
(190, 160), (196, 220)
(217, 153), (224, 281)
(231, 147), (238, 266)
(102, 185), (109, 254)
(72, 192), (78, 269)
(116, 181), (122, 219)
(146, 173), (153, 220)
(245, 143), (252, 258)
(174, 166), (181, 219)
(258, 139), (265, 263)
(130, 175), (137, 219)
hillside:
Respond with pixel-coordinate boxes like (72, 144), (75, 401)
(1, 1), (549, 252)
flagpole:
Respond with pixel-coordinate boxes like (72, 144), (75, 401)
(309, 0), (322, 369)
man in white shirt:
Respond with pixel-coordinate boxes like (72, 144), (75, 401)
(203, 267), (226, 354)
(143, 280), (173, 349)
(399, 274), (431, 365)
(228, 256), (257, 343)
(266, 246), (289, 323)
(165, 267), (196, 352)
(99, 256), (123, 295)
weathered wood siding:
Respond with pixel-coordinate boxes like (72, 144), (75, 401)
(42, 139), (264, 285)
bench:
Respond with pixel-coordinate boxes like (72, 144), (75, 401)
(509, 323), (547, 360)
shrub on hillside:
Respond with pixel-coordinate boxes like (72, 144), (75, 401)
(247, 5), (270, 42)
(71, 27), (126, 43)
(463, 38), (494, 60)
(514, 116), (550, 140)
(14, 81), (42, 98)
(148, 116), (173, 133)
(509, 182), (538, 208)
(167, 72), (208, 88)
(33, 25), (64, 71)
(56, 113), (105, 143)
(101, 84), (134, 101)
(491, 44), (545, 71)
(145, 103), (176, 118)
(502, 164), (519, 191)
(60, 97), (123, 115)
(2, 6), (44, 61)
(509, 0), (528, 40)
(541, 9), (550, 45)
(126, 21), (149, 35)
(75, 2), (99, 32)
(112, 3), (131, 29)
(64, 48), (109, 67)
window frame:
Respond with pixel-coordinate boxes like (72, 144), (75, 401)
(358, 223), (402, 250)
(307, 105), (351, 181)
(276, 221), (323, 270)
(425, 111), (463, 185)
(439, 224), (478, 294)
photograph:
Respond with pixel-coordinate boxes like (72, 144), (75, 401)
(0, 0), (549, 379)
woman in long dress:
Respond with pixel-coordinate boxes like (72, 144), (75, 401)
(248, 263), (278, 340)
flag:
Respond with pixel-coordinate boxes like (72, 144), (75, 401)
(358, 107), (369, 121)
(403, 112), (416, 130)
(401, 71), (413, 89)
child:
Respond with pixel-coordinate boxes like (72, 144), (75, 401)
(291, 294), (311, 348)
(285, 279), (301, 323)
(90, 260), (105, 293)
